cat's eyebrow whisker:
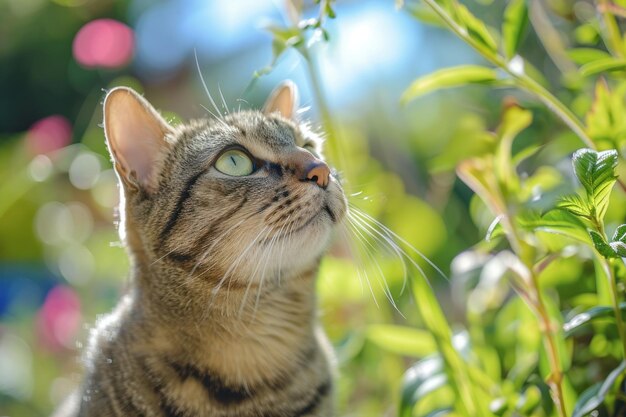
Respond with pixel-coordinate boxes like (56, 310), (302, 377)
(194, 49), (224, 120)
(199, 104), (229, 128)
(217, 84), (229, 115)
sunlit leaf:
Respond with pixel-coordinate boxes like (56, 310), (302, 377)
(585, 81), (626, 147)
(589, 230), (619, 258)
(572, 148), (618, 222)
(580, 58), (626, 77)
(572, 361), (626, 417)
(557, 195), (590, 218)
(502, 0), (528, 59)
(518, 209), (590, 244)
(401, 66), (498, 103)
(563, 302), (626, 337)
(367, 325), (437, 357)
(567, 48), (613, 65)
(456, 4), (498, 53)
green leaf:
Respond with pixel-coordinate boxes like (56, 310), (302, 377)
(456, 4), (498, 53)
(564, 302), (626, 337)
(399, 356), (445, 417)
(557, 195), (590, 218)
(518, 209), (591, 244)
(572, 148), (618, 222)
(567, 48), (613, 65)
(580, 58), (626, 77)
(502, 0), (528, 59)
(585, 81), (626, 147)
(572, 361), (626, 417)
(589, 230), (618, 258)
(613, 224), (626, 243)
(367, 325), (437, 357)
(401, 66), (498, 103)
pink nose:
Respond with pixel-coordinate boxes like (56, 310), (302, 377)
(304, 162), (330, 188)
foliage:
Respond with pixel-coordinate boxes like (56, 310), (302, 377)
(3, 1), (626, 417)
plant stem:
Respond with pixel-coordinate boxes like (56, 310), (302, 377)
(603, 258), (626, 358)
(500, 213), (568, 417)
(420, 0), (595, 149)
(298, 46), (349, 172)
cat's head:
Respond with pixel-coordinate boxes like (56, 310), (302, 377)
(103, 83), (346, 290)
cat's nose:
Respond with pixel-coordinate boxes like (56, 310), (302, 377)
(304, 162), (330, 189)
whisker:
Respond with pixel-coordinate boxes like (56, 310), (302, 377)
(194, 49), (224, 119)
(218, 84), (229, 115)
(346, 217), (399, 312)
(349, 205), (448, 281)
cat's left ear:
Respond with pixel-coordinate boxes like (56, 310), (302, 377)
(263, 81), (299, 119)
(103, 87), (173, 194)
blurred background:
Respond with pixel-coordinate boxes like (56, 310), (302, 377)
(0, 0), (603, 416)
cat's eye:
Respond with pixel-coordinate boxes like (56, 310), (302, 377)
(215, 149), (254, 176)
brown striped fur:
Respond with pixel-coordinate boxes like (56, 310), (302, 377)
(53, 83), (346, 417)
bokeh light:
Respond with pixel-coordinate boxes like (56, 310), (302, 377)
(26, 115), (72, 155)
(36, 286), (81, 351)
(73, 19), (134, 69)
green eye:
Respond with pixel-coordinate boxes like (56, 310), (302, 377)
(215, 149), (254, 176)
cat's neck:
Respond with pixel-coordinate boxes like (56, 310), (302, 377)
(126, 263), (322, 385)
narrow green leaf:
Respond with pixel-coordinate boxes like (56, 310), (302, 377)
(563, 302), (626, 337)
(401, 66), (498, 103)
(572, 361), (626, 417)
(580, 58), (626, 77)
(572, 148), (618, 222)
(589, 230), (618, 258)
(567, 48), (613, 65)
(502, 0), (528, 59)
(456, 4), (498, 53)
(557, 195), (590, 219)
(399, 356), (445, 417)
(367, 325), (437, 357)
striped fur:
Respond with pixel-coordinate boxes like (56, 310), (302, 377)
(53, 86), (346, 417)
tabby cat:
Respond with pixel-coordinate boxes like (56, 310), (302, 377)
(53, 82), (347, 417)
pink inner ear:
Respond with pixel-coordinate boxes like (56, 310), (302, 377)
(105, 89), (171, 191)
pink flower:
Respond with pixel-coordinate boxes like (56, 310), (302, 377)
(26, 115), (72, 155)
(73, 19), (134, 69)
(36, 286), (81, 352)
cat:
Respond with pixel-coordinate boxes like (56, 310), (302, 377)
(53, 81), (347, 417)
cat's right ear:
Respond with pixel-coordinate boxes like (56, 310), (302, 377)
(263, 81), (299, 119)
(103, 87), (173, 194)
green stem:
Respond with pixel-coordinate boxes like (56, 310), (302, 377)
(603, 258), (626, 358)
(420, 0), (595, 149)
(298, 46), (349, 172)
(597, 0), (624, 57)
(499, 213), (568, 417)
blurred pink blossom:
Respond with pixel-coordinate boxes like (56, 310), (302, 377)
(26, 115), (72, 155)
(36, 286), (81, 352)
(73, 19), (134, 68)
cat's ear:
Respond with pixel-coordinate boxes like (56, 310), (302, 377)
(103, 87), (173, 194)
(263, 81), (299, 119)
